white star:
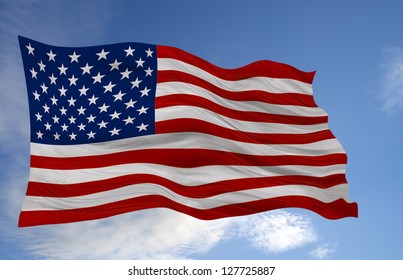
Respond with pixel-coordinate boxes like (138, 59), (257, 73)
(47, 50), (56, 61)
(50, 95), (58, 105)
(69, 132), (77, 140)
(42, 104), (50, 113)
(59, 106), (67, 115)
(140, 87), (151, 97)
(61, 123), (69, 131)
(98, 103), (110, 113)
(87, 131), (96, 139)
(131, 77), (142, 89)
(53, 132), (61, 141)
(123, 116), (135, 125)
(40, 83), (48, 93)
(77, 123), (86, 131)
(77, 106), (86, 115)
(68, 115), (77, 124)
(145, 67), (153, 76)
(44, 122), (52, 130)
(145, 48), (153, 57)
(109, 59), (122, 71)
(81, 63), (93, 74)
(109, 111), (121, 120)
(87, 114), (96, 123)
(124, 99), (137, 108)
(120, 68), (132, 79)
(30, 67), (38, 79)
(135, 57), (145, 67)
(36, 130), (43, 139)
(136, 123), (149, 132)
(38, 60), (46, 72)
(26, 43), (35, 55)
(35, 112), (43, 121)
(69, 52), (80, 63)
(97, 120), (108, 129)
(88, 95), (99, 105)
(113, 90), (126, 101)
(68, 75), (78, 86)
(49, 74), (58, 85)
(32, 90), (40, 101)
(67, 96), (77, 107)
(92, 72), (105, 84)
(78, 85), (89, 96)
(52, 115), (60, 123)
(59, 86), (67, 96)
(137, 106), (148, 115)
(124, 46), (135, 56)
(109, 127), (121, 136)
(103, 81), (116, 93)
(96, 49), (109, 60)
(58, 64), (68, 75)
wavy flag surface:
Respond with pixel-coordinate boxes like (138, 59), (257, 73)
(18, 36), (358, 227)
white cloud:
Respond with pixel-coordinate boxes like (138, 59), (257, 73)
(11, 210), (319, 259)
(378, 46), (403, 112)
(237, 210), (317, 253)
(18, 210), (231, 259)
(309, 243), (336, 259)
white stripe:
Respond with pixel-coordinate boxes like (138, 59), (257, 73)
(21, 184), (351, 211)
(156, 82), (326, 117)
(156, 106), (329, 134)
(29, 163), (347, 185)
(158, 58), (313, 95)
(30, 135), (345, 158)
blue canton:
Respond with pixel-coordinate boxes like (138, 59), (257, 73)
(19, 36), (157, 145)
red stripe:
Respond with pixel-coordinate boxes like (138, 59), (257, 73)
(157, 70), (317, 107)
(18, 196), (358, 227)
(31, 149), (346, 170)
(156, 119), (335, 144)
(26, 174), (347, 198)
(156, 94), (326, 125)
(157, 45), (316, 84)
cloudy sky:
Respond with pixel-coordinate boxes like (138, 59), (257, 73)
(1, 0), (402, 260)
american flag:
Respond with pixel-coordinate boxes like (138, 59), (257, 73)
(18, 36), (358, 227)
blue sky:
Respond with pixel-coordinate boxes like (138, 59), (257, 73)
(0, 0), (402, 259)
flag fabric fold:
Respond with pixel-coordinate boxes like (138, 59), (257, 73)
(18, 36), (358, 227)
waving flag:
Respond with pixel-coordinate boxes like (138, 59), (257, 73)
(18, 36), (358, 227)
